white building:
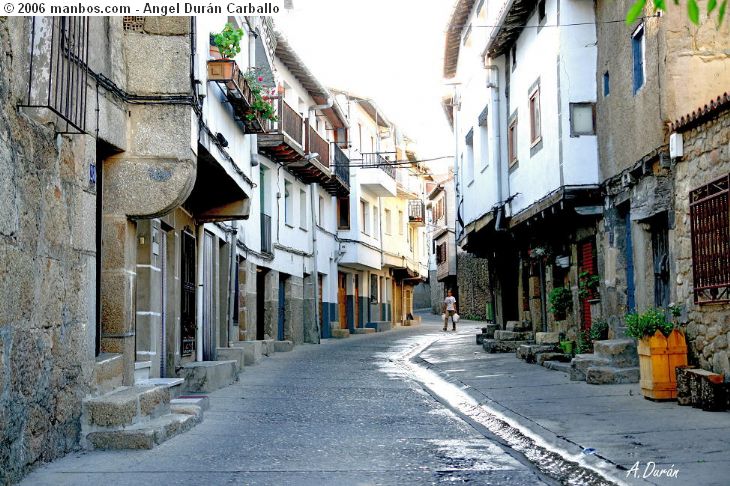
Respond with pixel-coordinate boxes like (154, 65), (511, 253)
(444, 0), (603, 335)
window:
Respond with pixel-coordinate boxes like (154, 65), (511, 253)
(508, 116), (518, 167)
(538, 0), (546, 24)
(478, 106), (489, 169)
(436, 242), (447, 264)
(570, 102), (596, 136)
(510, 44), (517, 71)
(373, 206), (379, 239)
(689, 174), (730, 304)
(398, 210), (404, 235)
(284, 181), (293, 226)
(529, 84), (541, 144)
(370, 274), (379, 303)
(477, 0), (486, 19)
(299, 189), (307, 230)
(433, 198), (445, 222)
(632, 24), (645, 94)
(337, 197), (350, 230)
(409, 227), (416, 252)
(361, 200), (370, 235)
(465, 128), (474, 182)
(318, 196), (324, 227)
(603, 71), (610, 97)
(385, 209), (392, 234)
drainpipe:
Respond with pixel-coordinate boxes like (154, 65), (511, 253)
(227, 221), (238, 345)
(486, 63), (509, 213)
(195, 223), (205, 362)
(310, 184), (321, 343)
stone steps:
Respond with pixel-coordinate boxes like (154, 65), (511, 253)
(84, 385), (171, 429)
(86, 411), (201, 450)
(230, 340), (263, 365)
(494, 330), (534, 341)
(365, 321), (392, 332)
(273, 340), (294, 352)
(177, 360), (238, 393)
(570, 339), (640, 384)
(332, 329), (350, 338)
(135, 377), (185, 399)
(516, 344), (559, 363)
(216, 347), (246, 372)
(353, 328), (375, 334)
(91, 353), (124, 396)
(586, 366), (640, 385)
(543, 361), (572, 373)
(483, 339), (531, 353)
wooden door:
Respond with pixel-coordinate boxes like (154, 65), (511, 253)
(580, 240), (596, 330)
(338, 272), (347, 329)
(354, 275), (360, 328)
(318, 274), (323, 330)
(180, 232), (196, 358)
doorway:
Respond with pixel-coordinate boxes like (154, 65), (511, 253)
(202, 231), (215, 361)
(338, 272), (347, 329)
(651, 214), (670, 308)
(354, 275), (360, 328)
(277, 274), (288, 341)
(256, 267), (268, 340)
(180, 231), (196, 358)
(579, 239), (597, 330)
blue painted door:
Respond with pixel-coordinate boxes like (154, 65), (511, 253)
(625, 211), (636, 312)
(278, 278), (286, 341)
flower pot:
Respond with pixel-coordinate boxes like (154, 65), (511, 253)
(637, 329), (688, 400)
(207, 59), (239, 83)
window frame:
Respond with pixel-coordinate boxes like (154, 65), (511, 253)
(299, 189), (307, 231)
(337, 196), (350, 230)
(360, 199), (370, 236)
(569, 102), (596, 137)
(632, 23), (645, 95)
(508, 115), (518, 168)
(284, 180), (293, 227)
(529, 84), (541, 145)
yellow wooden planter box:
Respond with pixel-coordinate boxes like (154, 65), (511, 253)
(637, 329), (688, 400)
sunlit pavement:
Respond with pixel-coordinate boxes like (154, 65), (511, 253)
(417, 313), (730, 486)
(23, 320), (550, 486)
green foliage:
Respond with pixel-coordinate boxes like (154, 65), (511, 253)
(624, 308), (674, 339)
(625, 0), (727, 26)
(242, 70), (278, 123)
(548, 287), (573, 318)
(213, 23), (245, 59)
(576, 329), (593, 354)
(589, 318), (609, 341)
(578, 272), (600, 300)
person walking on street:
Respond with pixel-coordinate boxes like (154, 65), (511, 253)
(443, 289), (457, 331)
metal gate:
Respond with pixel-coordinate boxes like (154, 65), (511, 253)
(180, 232), (196, 357)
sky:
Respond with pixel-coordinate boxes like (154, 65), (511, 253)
(276, 0), (456, 175)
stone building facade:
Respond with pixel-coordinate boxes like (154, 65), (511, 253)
(456, 253), (492, 321)
(670, 97), (730, 378)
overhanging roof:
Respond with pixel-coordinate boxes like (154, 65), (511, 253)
(443, 0), (477, 79)
(484, 0), (535, 59)
(274, 32), (349, 129)
(331, 88), (392, 129)
(442, 95), (455, 130)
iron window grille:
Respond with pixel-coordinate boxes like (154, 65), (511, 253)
(690, 174), (730, 304)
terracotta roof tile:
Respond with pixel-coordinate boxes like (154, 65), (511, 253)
(671, 92), (730, 132)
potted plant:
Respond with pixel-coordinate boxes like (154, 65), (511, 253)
(589, 318), (608, 341)
(625, 306), (688, 400)
(548, 286), (572, 321)
(208, 23), (245, 82)
(575, 329), (593, 354)
(240, 70), (278, 127)
(578, 271), (601, 301)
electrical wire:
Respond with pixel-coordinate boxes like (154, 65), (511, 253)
(446, 14), (661, 32)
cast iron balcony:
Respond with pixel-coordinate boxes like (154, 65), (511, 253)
(408, 200), (425, 226)
(207, 59), (265, 133)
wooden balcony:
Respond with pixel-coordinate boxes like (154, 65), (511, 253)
(322, 143), (350, 196)
(207, 59), (265, 133)
(258, 98), (335, 188)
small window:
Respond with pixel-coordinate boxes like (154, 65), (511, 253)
(570, 102), (596, 136)
(385, 209), (392, 235)
(465, 128), (474, 182)
(284, 181), (293, 226)
(399, 210), (404, 235)
(370, 274), (379, 303)
(632, 24), (645, 94)
(529, 85), (541, 144)
(510, 45), (517, 71)
(538, 0), (546, 23)
(373, 206), (379, 239)
(337, 197), (350, 230)
(508, 116), (518, 167)
(603, 71), (610, 97)
(318, 196), (324, 226)
(299, 189), (307, 230)
(361, 200), (370, 235)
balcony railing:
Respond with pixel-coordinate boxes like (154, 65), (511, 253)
(332, 143), (350, 187)
(207, 59), (265, 133)
(261, 213), (272, 254)
(306, 123), (330, 168)
(408, 200), (425, 225)
(361, 152), (396, 180)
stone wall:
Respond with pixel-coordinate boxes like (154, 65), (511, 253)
(428, 270), (445, 314)
(0, 17), (96, 483)
(456, 253), (491, 320)
(673, 109), (730, 378)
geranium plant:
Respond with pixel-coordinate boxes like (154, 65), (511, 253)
(212, 23), (245, 59)
(242, 70), (277, 122)
(578, 271), (600, 300)
(548, 286), (572, 320)
(624, 308), (674, 339)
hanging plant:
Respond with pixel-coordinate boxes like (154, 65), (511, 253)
(578, 271), (600, 300)
(212, 23), (245, 59)
(241, 69), (278, 122)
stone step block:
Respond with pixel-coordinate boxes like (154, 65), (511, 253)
(353, 328), (375, 334)
(476, 333), (488, 345)
(365, 321), (392, 332)
(135, 378), (185, 399)
(91, 353), (124, 396)
(494, 330), (534, 341)
(536, 352), (572, 366)
(84, 385), (170, 428)
(593, 339), (639, 367)
(86, 412), (200, 450)
(261, 339), (275, 356)
(178, 360), (237, 393)
(230, 341), (263, 366)
(543, 361), (572, 373)
(483, 339), (531, 354)
(506, 321), (531, 332)
(570, 354), (611, 381)
(332, 329), (350, 338)
(273, 340), (294, 352)
(216, 347), (245, 372)
(516, 344), (558, 363)
(172, 395), (210, 411)
(585, 366), (640, 385)
(483, 323), (499, 339)
(535, 332), (560, 344)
